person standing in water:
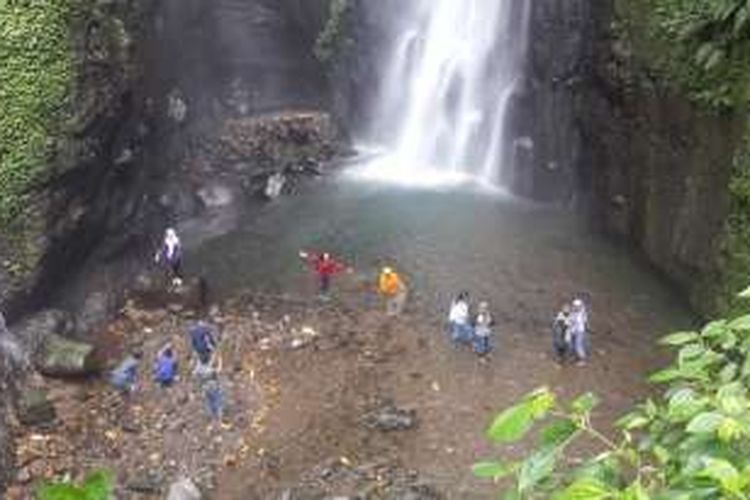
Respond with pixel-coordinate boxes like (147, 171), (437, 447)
(155, 228), (183, 286)
(448, 291), (472, 345)
(299, 251), (351, 296)
(378, 266), (408, 316)
(473, 301), (494, 357)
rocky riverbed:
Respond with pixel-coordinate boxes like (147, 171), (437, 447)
(7, 270), (685, 498)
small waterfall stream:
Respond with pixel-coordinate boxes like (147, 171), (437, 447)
(358, 0), (531, 187)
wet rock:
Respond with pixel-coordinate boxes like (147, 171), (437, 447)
(130, 272), (207, 311)
(76, 291), (114, 336)
(13, 310), (73, 354)
(127, 472), (163, 494)
(363, 401), (418, 432)
(36, 334), (97, 378)
(197, 184), (234, 209)
(166, 477), (202, 500)
(17, 388), (56, 427)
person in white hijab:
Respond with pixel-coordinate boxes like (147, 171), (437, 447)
(155, 228), (183, 286)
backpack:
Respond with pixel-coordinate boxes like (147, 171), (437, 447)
(190, 325), (215, 355)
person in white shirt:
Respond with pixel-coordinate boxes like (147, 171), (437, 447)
(448, 291), (471, 345)
(567, 299), (589, 365)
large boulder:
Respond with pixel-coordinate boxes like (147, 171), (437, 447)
(75, 291), (116, 336)
(36, 334), (97, 378)
(130, 272), (207, 311)
(16, 388), (56, 427)
(12, 310), (73, 355)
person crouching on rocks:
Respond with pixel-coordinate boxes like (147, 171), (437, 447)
(154, 344), (178, 387)
(110, 351), (141, 393)
(155, 228), (183, 287)
(473, 301), (495, 357)
(448, 291), (472, 345)
(299, 250), (352, 297)
(378, 266), (408, 316)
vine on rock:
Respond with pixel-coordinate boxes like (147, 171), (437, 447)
(0, 0), (76, 224)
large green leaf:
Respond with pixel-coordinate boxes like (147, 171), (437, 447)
(81, 470), (113, 500)
(660, 331), (700, 346)
(541, 419), (580, 448)
(717, 383), (748, 416)
(618, 481), (649, 500)
(572, 393), (600, 415)
(617, 411), (651, 430)
(37, 484), (85, 500)
(487, 388), (554, 443)
(678, 344), (705, 366)
(702, 320), (728, 338)
(667, 388), (707, 423)
(487, 402), (535, 444)
(686, 412), (725, 434)
(719, 362), (739, 383)
(696, 458), (745, 494)
(472, 460), (515, 480)
(554, 478), (612, 499)
(518, 446), (558, 493)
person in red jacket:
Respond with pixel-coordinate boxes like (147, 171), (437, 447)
(299, 250), (351, 296)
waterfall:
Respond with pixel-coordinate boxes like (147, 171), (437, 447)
(358, 0), (531, 187)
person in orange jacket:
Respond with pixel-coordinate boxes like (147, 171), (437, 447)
(378, 266), (408, 316)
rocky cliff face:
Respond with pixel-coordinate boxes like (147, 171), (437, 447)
(0, 0), (339, 321)
(0, 0), (340, 491)
(524, 0), (744, 312)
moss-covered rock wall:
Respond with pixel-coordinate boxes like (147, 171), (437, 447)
(526, 0), (750, 316)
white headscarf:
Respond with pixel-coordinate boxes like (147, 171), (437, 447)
(164, 228), (181, 260)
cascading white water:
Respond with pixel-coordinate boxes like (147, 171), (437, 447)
(357, 0), (531, 187)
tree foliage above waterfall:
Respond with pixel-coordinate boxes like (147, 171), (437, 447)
(0, 0), (76, 223)
(314, 0), (351, 66)
(625, 0), (750, 108)
(475, 290), (750, 498)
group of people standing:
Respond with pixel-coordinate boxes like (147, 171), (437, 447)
(152, 227), (592, 364)
(448, 292), (495, 357)
(552, 298), (590, 365)
(110, 320), (226, 421)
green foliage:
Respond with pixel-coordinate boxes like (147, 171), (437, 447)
(474, 289), (750, 498)
(314, 0), (351, 66)
(709, 134), (750, 315)
(37, 470), (114, 500)
(619, 0), (750, 108)
(0, 0), (76, 223)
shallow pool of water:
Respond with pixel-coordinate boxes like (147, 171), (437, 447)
(188, 169), (690, 339)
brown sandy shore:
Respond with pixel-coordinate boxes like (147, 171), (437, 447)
(7, 271), (678, 499)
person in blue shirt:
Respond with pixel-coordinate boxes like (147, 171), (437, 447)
(189, 321), (218, 365)
(110, 352), (141, 393)
(154, 345), (178, 387)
